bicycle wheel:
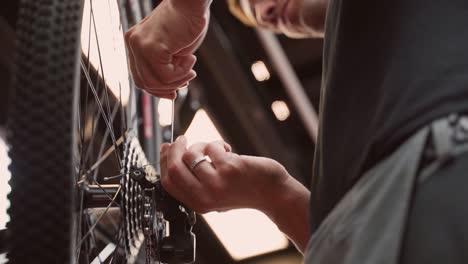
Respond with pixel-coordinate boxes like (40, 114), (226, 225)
(6, 0), (178, 263)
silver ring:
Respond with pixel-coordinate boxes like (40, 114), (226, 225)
(189, 156), (209, 170)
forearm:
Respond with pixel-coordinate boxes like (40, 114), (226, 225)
(264, 175), (311, 253)
(170, 0), (213, 14)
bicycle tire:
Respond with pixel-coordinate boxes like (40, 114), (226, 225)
(7, 0), (82, 262)
(7, 0), (141, 263)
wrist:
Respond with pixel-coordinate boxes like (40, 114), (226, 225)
(261, 174), (311, 252)
(169, 0), (212, 16)
(262, 175), (309, 222)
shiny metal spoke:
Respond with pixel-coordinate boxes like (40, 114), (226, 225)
(92, 101), (122, 182)
(109, 226), (125, 263)
(76, 0), (150, 262)
(76, 186), (122, 250)
(87, 135), (123, 173)
(80, 58), (122, 165)
(75, 189), (85, 260)
(77, 135), (125, 185)
(90, 179), (121, 208)
(90, 1), (114, 130)
(82, 80), (107, 172)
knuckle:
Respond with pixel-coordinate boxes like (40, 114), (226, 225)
(219, 161), (238, 176)
(167, 163), (180, 177)
(204, 143), (218, 155)
(124, 29), (132, 42)
(182, 150), (197, 165)
(126, 31), (139, 46)
(157, 42), (171, 56)
(128, 33), (148, 51)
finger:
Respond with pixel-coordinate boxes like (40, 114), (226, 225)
(161, 140), (203, 208)
(140, 44), (197, 87)
(153, 66), (196, 89)
(130, 40), (192, 92)
(160, 143), (171, 155)
(146, 80), (190, 98)
(167, 135), (202, 188)
(182, 143), (217, 180)
(139, 55), (195, 92)
(147, 50), (197, 84)
(160, 143), (169, 175)
(170, 55), (197, 83)
(179, 82), (189, 89)
(223, 142), (232, 152)
(202, 141), (230, 167)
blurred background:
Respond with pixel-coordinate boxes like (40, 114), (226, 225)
(0, 0), (324, 263)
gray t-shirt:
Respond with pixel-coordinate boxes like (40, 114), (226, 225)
(310, 0), (468, 234)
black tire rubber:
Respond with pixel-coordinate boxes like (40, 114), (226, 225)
(7, 0), (85, 263)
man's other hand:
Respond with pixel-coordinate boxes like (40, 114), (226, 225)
(125, 0), (210, 99)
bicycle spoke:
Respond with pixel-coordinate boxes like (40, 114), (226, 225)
(81, 1), (124, 171)
(76, 189), (85, 260)
(75, 1), (153, 263)
(82, 78), (107, 173)
(109, 226), (125, 263)
(80, 59), (122, 165)
(90, 179), (121, 207)
(76, 98), (85, 184)
(76, 186), (122, 250)
(90, 1), (114, 136)
(120, 84), (127, 147)
(80, 65), (122, 172)
(78, 1), (94, 183)
(89, 136), (124, 175)
(87, 215), (100, 262)
(106, 0), (128, 143)
(92, 101), (122, 181)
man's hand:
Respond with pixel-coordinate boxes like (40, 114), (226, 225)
(125, 0), (210, 99)
(160, 136), (311, 252)
(160, 136), (289, 213)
